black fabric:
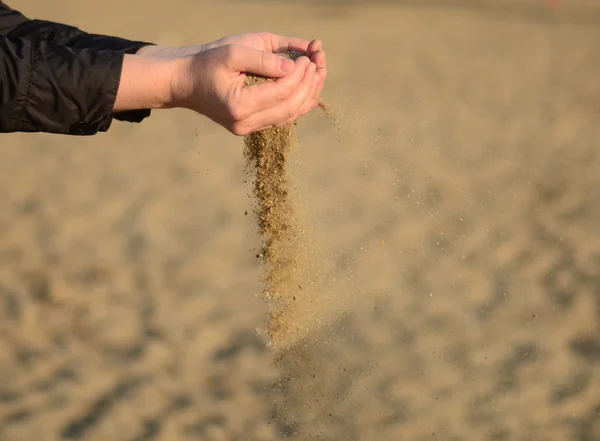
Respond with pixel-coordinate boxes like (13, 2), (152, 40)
(0, 1), (27, 34)
(0, 1), (155, 135)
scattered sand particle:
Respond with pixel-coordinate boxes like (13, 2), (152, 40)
(242, 51), (334, 349)
(243, 51), (307, 348)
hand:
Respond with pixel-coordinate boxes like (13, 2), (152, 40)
(138, 32), (327, 105)
(171, 44), (319, 135)
(202, 33), (327, 100)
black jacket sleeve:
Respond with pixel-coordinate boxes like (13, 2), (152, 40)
(0, 0), (26, 34)
(0, 1), (156, 135)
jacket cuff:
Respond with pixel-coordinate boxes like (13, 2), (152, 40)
(7, 19), (155, 128)
(17, 42), (126, 135)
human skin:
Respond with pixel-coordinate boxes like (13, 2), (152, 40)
(113, 32), (327, 135)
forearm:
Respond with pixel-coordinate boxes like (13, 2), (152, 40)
(135, 44), (204, 59)
(113, 54), (180, 112)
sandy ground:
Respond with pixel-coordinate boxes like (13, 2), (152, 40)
(1, 1), (600, 440)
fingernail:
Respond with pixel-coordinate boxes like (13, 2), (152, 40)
(281, 58), (295, 73)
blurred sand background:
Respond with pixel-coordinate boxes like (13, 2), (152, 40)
(1, 0), (600, 440)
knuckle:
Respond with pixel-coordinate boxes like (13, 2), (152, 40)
(221, 44), (239, 64)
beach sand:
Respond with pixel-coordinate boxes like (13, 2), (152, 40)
(1, 1), (599, 440)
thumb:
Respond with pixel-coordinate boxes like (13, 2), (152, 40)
(226, 45), (296, 78)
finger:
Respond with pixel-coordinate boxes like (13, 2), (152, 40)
(242, 56), (312, 111)
(276, 69), (319, 127)
(278, 66), (323, 128)
(255, 98), (318, 132)
(314, 65), (327, 97)
(309, 48), (327, 97)
(227, 45), (297, 78)
(253, 97), (319, 132)
(294, 74), (321, 119)
(272, 66), (322, 125)
(300, 96), (320, 117)
(306, 39), (322, 57)
(242, 62), (317, 131)
(261, 32), (312, 54)
(278, 99), (319, 128)
(310, 49), (327, 68)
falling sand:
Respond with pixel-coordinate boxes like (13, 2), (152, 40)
(243, 52), (345, 351)
(242, 52), (371, 440)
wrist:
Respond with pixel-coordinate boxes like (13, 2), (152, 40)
(167, 55), (195, 110)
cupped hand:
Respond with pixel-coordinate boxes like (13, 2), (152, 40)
(172, 44), (319, 135)
(204, 32), (327, 102)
